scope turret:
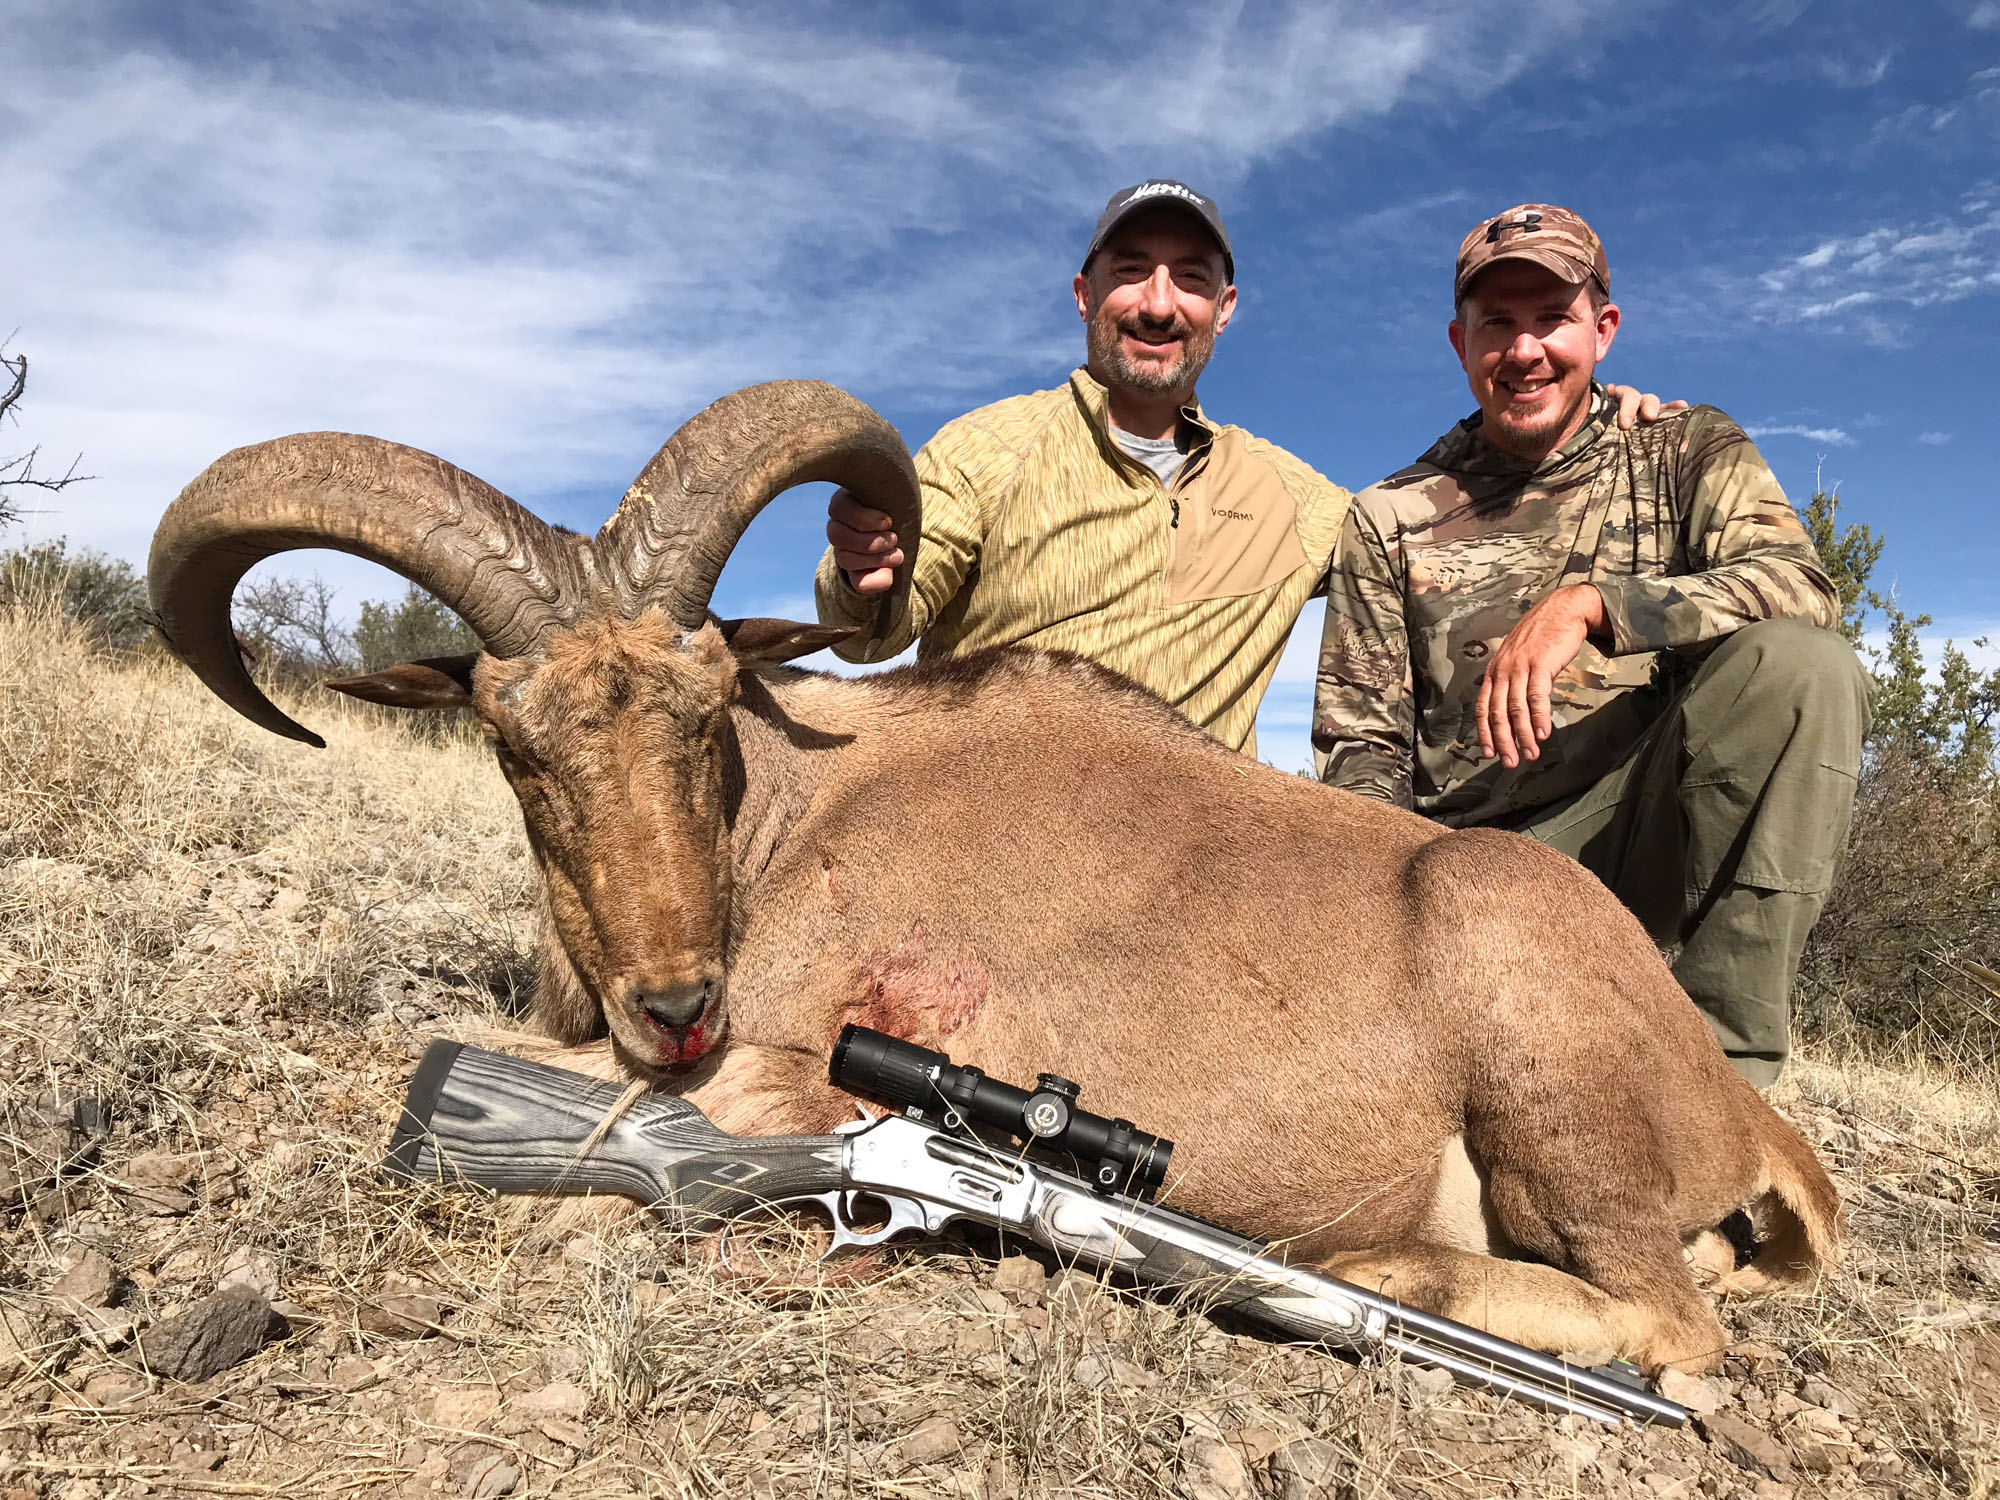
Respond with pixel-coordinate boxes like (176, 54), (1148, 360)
(828, 1025), (1172, 1198)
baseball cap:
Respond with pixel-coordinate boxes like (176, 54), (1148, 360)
(1455, 204), (1609, 303)
(1083, 180), (1234, 284)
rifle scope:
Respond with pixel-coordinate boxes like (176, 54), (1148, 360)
(829, 1024), (1172, 1199)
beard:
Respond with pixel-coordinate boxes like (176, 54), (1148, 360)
(1087, 301), (1218, 396)
(1484, 369), (1593, 458)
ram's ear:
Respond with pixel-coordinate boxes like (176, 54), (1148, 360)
(717, 618), (856, 666)
(324, 654), (479, 710)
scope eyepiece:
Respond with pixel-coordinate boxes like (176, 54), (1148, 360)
(828, 1025), (1172, 1199)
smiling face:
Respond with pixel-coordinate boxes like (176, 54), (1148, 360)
(1074, 206), (1236, 400)
(473, 615), (740, 1073)
(1449, 260), (1620, 464)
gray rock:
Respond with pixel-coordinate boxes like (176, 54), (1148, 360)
(80, 1368), (150, 1408)
(1178, 1418), (1252, 1500)
(464, 1454), (519, 1498)
(215, 1247), (280, 1301)
(1798, 1375), (1857, 1418)
(991, 1256), (1047, 1304)
(1401, 1364), (1456, 1406)
(138, 1285), (286, 1383)
(330, 1354), (379, 1392)
(1657, 1367), (1725, 1415)
(119, 1153), (199, 1216)
(1697, 1411), (1793, 1483)
(50, 1247), (120, 1309)
(1268, 1438), (1352, 1500)
(359, 1286), (445, 1337)
(898, 1414), (965, 1468)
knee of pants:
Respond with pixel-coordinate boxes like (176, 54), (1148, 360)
(1700, 619), (1870, 730)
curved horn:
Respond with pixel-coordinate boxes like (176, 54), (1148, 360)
(148, 432), (585, 747)
(597, 381), (920, 640)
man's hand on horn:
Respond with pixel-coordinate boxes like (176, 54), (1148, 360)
(1602, 384), (1687, 428)
(1475, 583), (1609, 769)
(828, 489), (903, 595)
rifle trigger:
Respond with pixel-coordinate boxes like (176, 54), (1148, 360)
(818, 1191), (936, 1259)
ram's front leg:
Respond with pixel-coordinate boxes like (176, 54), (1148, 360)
(677, 1042), (867, 1137)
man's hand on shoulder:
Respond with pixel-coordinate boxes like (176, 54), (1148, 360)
(827, 488), (904, 595)
(1602, 384), (1690, 429)
(1476, 584), (1608, 768)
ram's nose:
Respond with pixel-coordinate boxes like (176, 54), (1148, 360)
(630, 977), (712, 1032)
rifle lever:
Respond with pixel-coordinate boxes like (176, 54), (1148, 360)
(715, 1189), (940, 1269)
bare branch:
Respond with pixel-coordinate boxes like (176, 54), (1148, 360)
(234, 574), (356, 673)
(0, 345), (92, 516)
(0, 445), (93, 493)
(0, 349), (25, 424)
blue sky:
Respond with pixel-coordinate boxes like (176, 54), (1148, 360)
(6, 0), (1996, 770)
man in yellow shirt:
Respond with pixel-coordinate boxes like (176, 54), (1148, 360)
(817, 180), (1664, 757)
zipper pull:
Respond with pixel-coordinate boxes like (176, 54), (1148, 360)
(1169, 497), (1180, 529)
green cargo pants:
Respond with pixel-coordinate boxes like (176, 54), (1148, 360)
(1504, 620), (1870, 1087)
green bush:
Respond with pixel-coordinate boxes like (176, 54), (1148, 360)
(0, 539), (151, 649)
(1797, 493), (2000, 1067)
(354, 584), (479, 672)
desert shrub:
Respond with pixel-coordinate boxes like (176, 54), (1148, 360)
(0, 538), (150, 649)
(354, 582), (479, 671)
(1796, 493), (2000, 1067)
(232, 572), (353, 675)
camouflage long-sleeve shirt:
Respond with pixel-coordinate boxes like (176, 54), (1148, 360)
(1313, 389), (1839, 826)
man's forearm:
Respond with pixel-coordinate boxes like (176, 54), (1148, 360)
(1592, 556), (1838, 657)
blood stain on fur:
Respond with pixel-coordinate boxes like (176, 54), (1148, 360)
(841, 931), (989, 1042)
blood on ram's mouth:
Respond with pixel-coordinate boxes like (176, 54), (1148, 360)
(637, 1007), (714, 1066)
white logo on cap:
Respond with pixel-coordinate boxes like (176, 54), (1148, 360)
(1125, 181), (1207, 209)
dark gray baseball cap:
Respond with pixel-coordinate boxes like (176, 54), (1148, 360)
(1083, 180), (1234, 283)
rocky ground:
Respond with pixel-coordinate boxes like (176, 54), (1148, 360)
(1, 609), (1997, 1498)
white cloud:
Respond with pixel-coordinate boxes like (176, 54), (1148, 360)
(1916, 430), (1954, 445)
(1859, 621), (2000, 676)
(1745, 424), (1855, 446)
(1750, 190), (2000, 342)
(1971, 1), (2000, 29)
(1815, 52), (1894, 88)
(4, 0), (1652, 583)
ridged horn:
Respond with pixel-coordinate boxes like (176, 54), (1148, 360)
(597, 380), (920, 641)
(148, 432), (585, 747)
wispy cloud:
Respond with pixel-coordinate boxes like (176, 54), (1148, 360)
(1971, 1), (2000, 28)
(5, 0), (1648, 571)
(1917, 430), (1954, 445)
(1750, 189), (2000, 343)
(1746, 423), (1855, 446)
(1815, 52), (1894, 87)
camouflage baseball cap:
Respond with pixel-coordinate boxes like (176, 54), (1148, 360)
(1454, 204), (1608, 302)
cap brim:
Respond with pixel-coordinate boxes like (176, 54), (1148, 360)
(1457, 247), (1594, 300)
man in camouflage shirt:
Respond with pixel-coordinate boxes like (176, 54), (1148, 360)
(1314, 204), (1869, 1085)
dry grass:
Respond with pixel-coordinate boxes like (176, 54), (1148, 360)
(1, 597), (1996, 1499)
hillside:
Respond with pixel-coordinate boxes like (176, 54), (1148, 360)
(0, 601), (1994, 1499)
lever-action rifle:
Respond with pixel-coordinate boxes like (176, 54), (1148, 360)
(384, 1026), (1685, 1428)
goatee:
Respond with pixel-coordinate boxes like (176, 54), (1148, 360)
(1088, 303), (1217, 396)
